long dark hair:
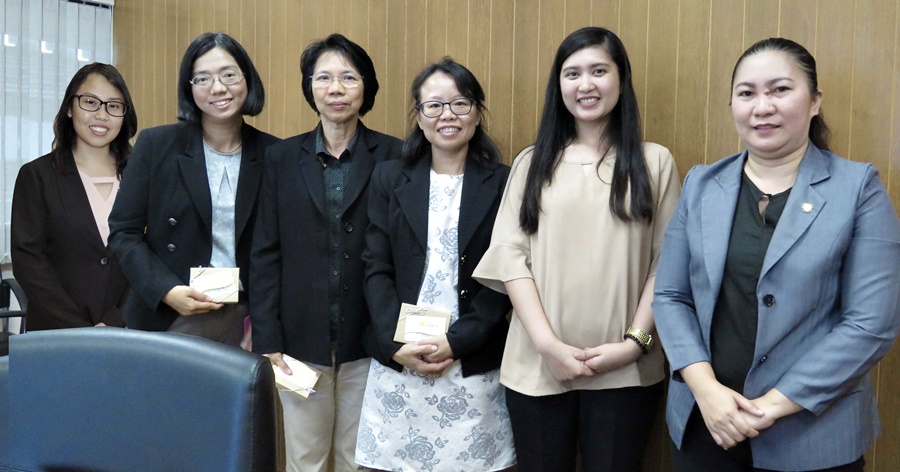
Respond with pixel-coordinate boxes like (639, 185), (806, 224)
(177, 32), (265, 122)
(52, 63), (137, 178)
(520, 27), (652, 234)
(402, 57), (501, 166)
(300, 33), (379, 117)
(731, 38), (831, 152)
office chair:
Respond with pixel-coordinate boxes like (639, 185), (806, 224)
(0, 277), (27, 357)
(5, 328), (277, 472)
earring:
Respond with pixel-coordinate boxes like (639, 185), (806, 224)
(67, 110), (72, 118)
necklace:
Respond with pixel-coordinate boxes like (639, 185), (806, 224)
(203, 139), (243, 154)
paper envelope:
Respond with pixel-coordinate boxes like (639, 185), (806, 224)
(189, 267), (240, 303)
(273, 354), (321, 398)
(393, 303), (451, 343)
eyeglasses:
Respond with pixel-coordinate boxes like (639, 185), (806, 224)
(74, 94), (128, 117)
(189, 69), (245, 88)
(417, 98), (475, 118)
(309, 73), (363, 89)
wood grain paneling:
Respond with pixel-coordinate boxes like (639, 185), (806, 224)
(112, 1), (900, 470)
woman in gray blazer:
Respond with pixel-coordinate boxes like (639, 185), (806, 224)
(654, 38), (900, 472)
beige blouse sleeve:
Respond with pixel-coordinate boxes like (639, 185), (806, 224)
(472, 147), (536, 294)
(645, 143), (682, 277)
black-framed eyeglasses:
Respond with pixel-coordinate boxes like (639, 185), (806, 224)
(74, 94), (128, 117)
(309, 73), (363, 89)
(189, 69), (245, 88)
(417, 98), (475, 118)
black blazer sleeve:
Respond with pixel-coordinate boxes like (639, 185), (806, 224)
(10, 160), (89, 328)
(445, 164), (511, 374)
(108, 128), (184, 312)
(249, 142), (287, 355)
(361, 162), (406, 371)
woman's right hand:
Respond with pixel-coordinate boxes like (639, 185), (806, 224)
(162, 285), (223, 316)
(392, 343), (454, 376)
(264, 352), (292, 375)
(539, 340), (595, 381)
(693, 381), (763, 448)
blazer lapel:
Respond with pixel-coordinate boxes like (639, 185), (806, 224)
(234, 124), (263, 242)
(760, 146), (829, 277)
(298, 132), (328, 217)
(457, 160), (499, 255)
(177, 125), (213, 232)
(701, 155), (743, 296)
(341, 124), (378, 214)
(395, 157), (430, 253)
(57, 156), (106, 249)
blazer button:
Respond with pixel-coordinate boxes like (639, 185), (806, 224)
(167, 243), (176, 252)
(100, 257), (109, 266)
(168, 218), (177, 226)
(460, 289), (468, 299)
(343, 252), (350, 259)
(763, 294), (775, 307)
(759, 355), (768, 364)
(344, 223), (354, 233)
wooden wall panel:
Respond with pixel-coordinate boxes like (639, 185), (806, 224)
(673, 1), (710, 171)
(112, 1), (900, 470)
(706, 0), (744, 163)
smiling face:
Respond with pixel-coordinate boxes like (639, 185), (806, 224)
(190, 47), (247, 125)
(559, 45), (621, 128)
(731, 50), (822, 161)
(71, 73), (125, 153)
(415, 71), (480, 157)
(311, 51), (364, 126)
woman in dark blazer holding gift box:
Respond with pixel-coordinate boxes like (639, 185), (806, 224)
(109, 33), (278, 346)
(354, 58), (515, 472)
(12, 63), (137, 330)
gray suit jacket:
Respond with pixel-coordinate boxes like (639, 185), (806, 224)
(653, 144), (900, 470)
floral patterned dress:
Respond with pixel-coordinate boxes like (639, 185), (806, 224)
(355, 170), (515, 472)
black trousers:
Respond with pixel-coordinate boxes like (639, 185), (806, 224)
(672, 407), (865, 472)
(505, 382), (663, 472)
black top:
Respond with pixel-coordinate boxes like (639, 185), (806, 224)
(315, 125), (359, 350)
(362, 156), (512, 377)
(249, 123), (402, 366)
(711, 172), (790, 393)
(12, 153), (129, 329)
(108, 121), (279, 331)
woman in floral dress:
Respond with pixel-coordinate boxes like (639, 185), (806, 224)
(355, 58), (515, 471)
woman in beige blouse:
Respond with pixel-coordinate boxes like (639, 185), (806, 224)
(11, 63), (137, 330)
(473, 27), (681, 471)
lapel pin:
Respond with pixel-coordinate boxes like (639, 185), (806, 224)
(801, 202), (814, 213)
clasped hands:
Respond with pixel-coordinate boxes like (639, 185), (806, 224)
(693, 383), (787, 449)
(391, 334), (454, 376)
(539, 339), (644, 382)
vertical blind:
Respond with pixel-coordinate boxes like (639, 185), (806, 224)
(1, 0), (113, 259)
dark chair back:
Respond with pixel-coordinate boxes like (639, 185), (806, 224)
(5, 328), (277, 472)
(0, 278), (27, 356)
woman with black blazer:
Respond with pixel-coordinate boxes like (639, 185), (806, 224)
(12, 63), (137, 330)
(354, 58), (515, 472)
(109, 33), (278, 346)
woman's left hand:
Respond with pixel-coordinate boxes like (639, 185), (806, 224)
(417, 335), (454, 363)
(576, 341), (643, 374)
